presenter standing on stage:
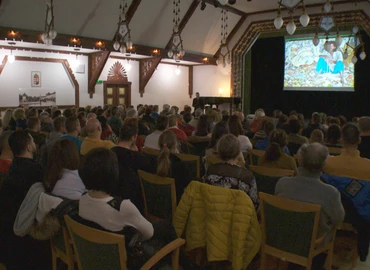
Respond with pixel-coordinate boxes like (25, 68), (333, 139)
(192, 92), (204, 111)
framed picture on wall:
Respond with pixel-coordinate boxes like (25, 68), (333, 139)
(31, 71), (41, 87)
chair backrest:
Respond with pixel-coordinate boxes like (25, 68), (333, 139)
(138, 170), (177, 222)
(248, 149), (265, 165)
(327, 146), (342, 156)
(64, 215), (127, 270)
(249, 166), (295, 195)
(175, 153), (200, 178)
(186, 136), (211, 157)
(259, 192), (321, 258)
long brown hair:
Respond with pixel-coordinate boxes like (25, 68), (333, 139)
(228, 114), (244, 137)
(265, 129), (288, 161)
(44, 139), (80, 192)
(157, 131), (177, 177)
(195, 115), (209, 136)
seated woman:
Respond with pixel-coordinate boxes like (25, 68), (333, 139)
(205, 134), (259, 209)
(309, 129), (324, 144)
(258, 130), (298, 175)
(325, 124), (342, 147)
(228, 115), (252, 153)
(44, 139), (85, 200)
(193, 115), (210, 137)
(156, 131), (191, 202)
(205, 121), (245, 170)
(97, 115), (118, 144)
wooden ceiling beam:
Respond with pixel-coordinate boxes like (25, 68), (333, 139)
(126, 0), (142, 23)
(203, 0), (247, 17)
(214, 14), (247, 58)
(165, 0), (200, 49)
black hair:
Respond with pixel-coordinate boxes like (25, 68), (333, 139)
(156, 116), (169, 131)
(288, 119), (302, 134)
(208, 121), (229, 149)
(8, 130), (32, 156)
(342, 123), (360, 145)
(119, 124), (138, 141)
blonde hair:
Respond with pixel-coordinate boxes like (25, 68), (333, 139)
(157, 131), (178, 177)
(2, 109), (13, 129)
(13, 108), (25, 121)
(310, 129), (324, 144)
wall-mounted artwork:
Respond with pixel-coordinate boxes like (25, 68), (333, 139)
(31, 71), (41, 87)
(19, 89), (56, 106)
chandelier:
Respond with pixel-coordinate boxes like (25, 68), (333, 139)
(217, 10), (231, 68)
(113, 0), (133, 55)
(41, 0), (57, 46)
(274, 0), (310, 35)
(167, 0), (185, 62)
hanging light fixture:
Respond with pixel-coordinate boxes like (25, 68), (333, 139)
(41, 0), (57, 46)
(299, 2), (310, 27)
(274, 1), (310, 35)
(323, 0), (332, 13)
(286, 13), (296, 35)
(113, 0), (133, 56)
(168, 0), (185, 62)
(217, 9), (231, 68)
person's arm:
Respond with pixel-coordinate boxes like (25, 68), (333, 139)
(329, 188), (345, 227)
(120, 200), (154, 240)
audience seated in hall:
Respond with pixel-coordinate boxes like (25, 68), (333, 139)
(250, 108), (265, 133)
(258, 129), (297, 175)
(150, 105), (160, 120)
(255, 121), (290, 155)
(322, 123), (370, 261)
(111, 123), (151, 213)
(107, 106), (123, 133)
(179, 112), (195, 137)
(46, 116), (66, 146)
(236, 111), (252, 134)
(168, 114), (187, 142)
(39, 111), (53, 133)
(80, 118), (116, 155)
(276, 114), (289, 133)
(144, 115), (168, 150)
(141, 107), (156, 131)
(0, 131), (13, 174)
(287, 119), (308, 150)
(61, 116), (82, 152)
(0, 130), (52, 270)
(302, 112), (325, 138)
(27, 116), (46, 151)
(13, 108), (27, 131)
(275, 142), (344, 268)
(124, 117), (145, 151)
(189, 108), (203, 129)
(228, 114), (252, 153)
(325, 124), (342, 148)
(44, 139), (85, 200)
(205, 134), (259, 209)
(253, 116), (271, 140)
(97, 115), (118, 144)
(309, 129), (325, 144)
(358, 116), (370, 159)
(156, 131), (191, 202)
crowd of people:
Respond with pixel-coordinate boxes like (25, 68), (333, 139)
(0, 102), (370, 269)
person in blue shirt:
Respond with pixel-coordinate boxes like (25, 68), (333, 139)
(255, 121), (290, 155)
(61, 117), (82, 152)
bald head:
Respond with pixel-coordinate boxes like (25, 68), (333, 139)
(298, 143), (329, 173)
(85, 118), (101, 137)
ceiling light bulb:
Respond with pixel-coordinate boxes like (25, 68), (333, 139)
(274, 14), (284, 30)
(324, 2), (332, 13)
(126, 62), (132, 71)
(352, 25), (359, 34)
(312, 35), (320, 46)
(218, 0), (228, 5)
(179, 49), (185, 57)
(126, 39), (133, 49)
(335, 34), (342, 47)
(175, 67), (181, 75)
(8, 54), (15, 63)
(360, 51), (367, 60)
(299, 12), (310, 27)
(120, 46), (126, 54)
(286, 20), (296, 35)
(168, 50), (174, 58)
(352, 55), (358, 64)
(113, 41), (120, 51)
(49, 29), (57, 39)
(41, 32), (47, 42)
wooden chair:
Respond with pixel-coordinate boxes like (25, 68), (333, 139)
(64, 215), (185, 270)
(138, 170), (177, 222)
(327, 147), (342, 156)
(50, 226), (75, 270)
(175, 153), (200, 178)
(248, 149), (265, 166)
(259, 192), (336, 270)
(249, 166), (295, 195)
(186, 136), (211, 157)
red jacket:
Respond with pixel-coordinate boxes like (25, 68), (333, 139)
(168, 127), (187, 141)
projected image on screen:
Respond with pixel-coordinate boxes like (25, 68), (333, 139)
(284, 37), (356, 91)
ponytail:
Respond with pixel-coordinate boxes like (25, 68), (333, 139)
(157, 145), (172, 177)
(265, 142), (283, 161)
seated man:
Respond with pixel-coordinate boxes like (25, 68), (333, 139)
(80, 118), (116, 155)
(322, 123), (370, 261)
(27, 116), (46, 150)
(276, 142), (344, 268)
(302, 112), (325, 138)
(46, 116), (66, 146)
(144, 116), (168, 150)
(61, 117), (82, 152)
(168, 115), (187, 142)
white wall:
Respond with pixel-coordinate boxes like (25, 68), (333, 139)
(193, 64), (231, 97)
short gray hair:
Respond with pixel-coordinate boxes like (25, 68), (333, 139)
(126, 109), (137, 118)
(195, 108), (203, 118)
(298, 143), (329, 173)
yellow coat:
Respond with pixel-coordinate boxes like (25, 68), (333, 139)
(173, 181), (261, 269)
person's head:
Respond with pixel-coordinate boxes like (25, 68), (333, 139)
(0, 131), (14, 158)
(338, 115), (347, 127)
(320, 113), (327, 125)
(123, 117), (139, 127)
(53, 116), (66, 133)
(264, 121), (275, 136)
(163, 104), (170, 111)
(288, 119), (302, 134)
(156, 116), (169, 131)
(273, 110), (282, 118)
(297, 113), (305, 123)
(119, 124), (138, 144)
(195, 92), (199, 98)
(359, 117), (370, 134)
(310, 129), (324, 144)
(194, 108), (203, 118)
(195, 115), (209, 136)
(13, 108), (25, 121)
(228, 114), (244, 137)
(27, 116), (41, 132)
(2, 109), (13, 129)
(97, 116), (110, 132)
(27, 108), (38, 118)
(330, 42), (337, 52)
(145, 107), (152, 116)
(8, 130), (36, 158)
(157, 130), (178, 177)
(209, 121), (229, 149)
(352, 117), (359, 124)
(265, 129), (288, 161)
(111, 106), (119, 117)
(153, 105), (159, 113)
(87, 112), (97, 120)
(329, 117), (340, 126)
(79, 148), (119, 194)
(311, 112), (321, 125)
(184, 105), (191, 114)
(341, 122), (361, 147)
(39, 112), (50, 123)
(298, 143), (329, 173)
(44, 139), (80, 192)
(85, 118), (102, 137)
(126, 108), (137, 118)
(289, 110), (298, 116)
(254, 109), (265, 120)
(235, 111), (245, 122)
(217, 134), (240, 162)
(52, 110), (62, 119)
(183, 112), (192, 124)
(65, 117), (81, 135)
(326, 124), (341, 145)
(278, 114), (288, 125)
(63, 108), (73, 118)
(168, 115), (177, 128)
